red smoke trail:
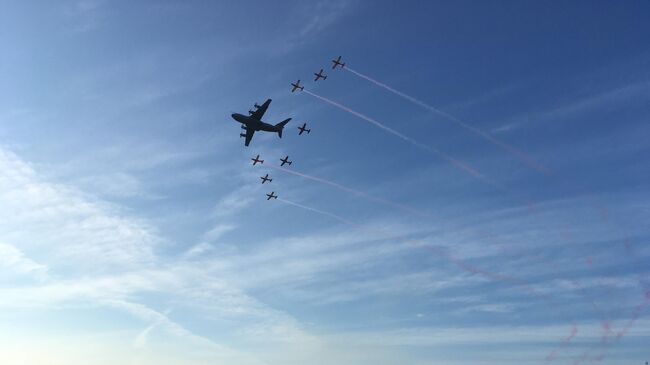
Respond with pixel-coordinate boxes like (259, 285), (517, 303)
(266, 164), (439, 221)
(344, 68), (630, 344)
(302, 89), (488, 181)
(545, 324), (578, 362)
(302, 83), (631, 360)
(574, 294), (650, 365)
(278, 197), (581, 348)
(344, 66), (551, 175)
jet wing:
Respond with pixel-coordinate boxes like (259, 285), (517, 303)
(244, 127), (255, 146)
(250, 99), (271, 120)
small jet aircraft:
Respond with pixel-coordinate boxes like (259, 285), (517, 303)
(291, 80), (304, 92)
(314, 69), (327, 81)
(298, 123), (311, 135)
(251, 154), (264, 165)
(280, 155), (292, 167)
(266, 192), (278, 200)
(331, 56), (345, 69)
(231, 99), (291, 146)
(260, 174), (272, 184)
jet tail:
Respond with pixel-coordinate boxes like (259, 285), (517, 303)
(275, 118), (291, 138)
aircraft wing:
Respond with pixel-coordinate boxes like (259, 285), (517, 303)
(244, 127), (255, 146)
(250, 99), (271, 120)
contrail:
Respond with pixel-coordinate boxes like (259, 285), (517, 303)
(302, 89), (487, 181)
(277, 198), (361, 227)
(267, 164), (439, 221)
(344, 66), (551, 175)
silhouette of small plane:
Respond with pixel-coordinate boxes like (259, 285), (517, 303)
(314, 69), (327, 81)
(231, 99), (291, 146)
(280, 155), (292, 167)
(266, 192), (278, 200)
(260, 174), (272, 184)
(298, 123), (311, 135)
(291, 80), (304, 92)
(331, 56), (345, 69)
(251, 154), (264, 165)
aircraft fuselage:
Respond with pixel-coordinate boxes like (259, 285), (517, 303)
(231, 113), (280, 133)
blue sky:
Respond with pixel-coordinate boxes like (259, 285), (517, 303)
(0, 1), (649, 364)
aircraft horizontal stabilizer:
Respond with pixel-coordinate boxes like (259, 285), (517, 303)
(276, 118), (291, 138)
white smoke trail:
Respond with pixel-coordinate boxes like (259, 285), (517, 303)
(277, 198), (361, 227)
(267, 164), (439, 221)
(302, 89), (488, 181)
(344, 66), (551, 175)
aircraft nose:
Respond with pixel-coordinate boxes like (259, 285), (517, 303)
(231, 113), (237, 119)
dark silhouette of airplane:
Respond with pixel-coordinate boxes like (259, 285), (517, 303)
(280, 155), (292, 167)
(251, 154), (264, 165)
(291, 80), (304, 92)
(266, 191), (277, 200)
(298, 123), (311, 135)
(314, 69), (327, 81)
(260, 174), (272, 184)
(331, 56), (345, 69)
(231, 99), (291, 146)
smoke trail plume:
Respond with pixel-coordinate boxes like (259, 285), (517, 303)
(277, 198), (361, 227)
(344, 66), (551, 175)
(267, 164), (439, 221)
(302, 89), (487, 181)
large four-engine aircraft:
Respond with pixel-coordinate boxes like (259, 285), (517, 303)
(231, 99), (291, 147)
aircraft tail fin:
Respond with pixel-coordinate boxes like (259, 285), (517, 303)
(276, 118), (291, 138)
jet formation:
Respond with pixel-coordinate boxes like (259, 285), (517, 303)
(250, 152), (294, 201)
(236, 56), (345, 201)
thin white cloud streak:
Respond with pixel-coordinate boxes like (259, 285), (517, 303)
(537, 81), (650, 122)
(0, 243), (47, 276)
(493, 81), (650, 133)
(0, 148), (158, 271)
(324, 319), (650, 348)
(0, 146), (316, 360)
